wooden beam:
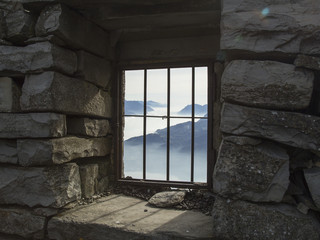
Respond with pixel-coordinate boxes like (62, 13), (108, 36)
(118, 34), (220, 64)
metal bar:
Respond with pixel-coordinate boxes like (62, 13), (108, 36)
(124, 115), (207, 119)
(207, 63), (215, 191)
(143, 69), (147, 180)
(167, 68), (171, 181)
(117, 179), (208, 189)
(191, 67), (195, 182)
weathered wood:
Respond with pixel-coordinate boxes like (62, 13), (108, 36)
(119, 35), (219, 63)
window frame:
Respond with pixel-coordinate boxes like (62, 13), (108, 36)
(114, 61), (215, 190)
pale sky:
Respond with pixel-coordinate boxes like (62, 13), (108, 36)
(124, 67), (208, 114)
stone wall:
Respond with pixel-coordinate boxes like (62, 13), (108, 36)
(0, 2), (113, 239)
(212, 0), (320, 239)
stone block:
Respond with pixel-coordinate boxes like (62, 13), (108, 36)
(96, 176), (109, 193)
(221, 103), (320, 152)
(0, 113), (66, 139)
(221, 0), (320, 54)
(148, 191), (186, 208)
(221, 60), (314, 110)
(295, 55), (320, 71)
(0, 77), (21, 112)
(17, 137), (112, 166)
(67, 117), (110, 137)
(79, 164), (99, 198)
(304, 168), (320, 210)
(76, 50), (111, 89)
(0, 140), (17, 164)
(36, 3), (110, 58)
(212, 197), (320, 240)
(0, 207), (46, 239)
(21, 72), (112, 118)
(0, 42), (77, 76)
(0, 163), (81, 208)
(5, 9), (36, 44)
(213, 136), (289, 202)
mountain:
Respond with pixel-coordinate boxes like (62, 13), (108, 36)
(125, 101), (153, 115)
(125, 118), (207, 152)
(177, 104), (207, 116)
(147, 101), (166, 108)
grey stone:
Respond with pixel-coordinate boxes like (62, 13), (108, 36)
(0, 140), (17, 164)
(221, 60), (314, 110)
(0, 207), (46, 239)
(24, 35), (67, 47)
(17, 137), (112, 166)
(212, 197), (320, 240)
(79, 164), (99, 198)
(0, 233), (25, 240)
(148, 191), (186, 208)
(48, 194), (213, 240)
(76, 50), (111, 89)
(213, 136), (289, 202)
(5, 9), (36, 43)
(295, 54), (320, 71)
(33, 207), (58, 217)
(0, 163), (81, 208)
(304, 168), (320, 210)
(21, 72), (112, 118)
(0, 10), (6, 40)
(0, 77), (21, 112)
(96, 176), (109, 193)
(221, 103), (320, 152)
(221, 0), (320, 54)
(36, 3), (110, 58)
(67, 117), (110, 137)
(0, 42), (77, 76)
(0, 113), (66, 138)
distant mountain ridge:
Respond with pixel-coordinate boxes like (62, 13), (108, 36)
(178, 104), (207, 116)
(125, 118), (207, 152)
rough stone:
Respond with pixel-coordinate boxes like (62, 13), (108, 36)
(212, 197), (320, 240)
(221, 0), (320, 54)
(213, 136), (289, 202)
(0, 207), (46, 239)
(0, 42), (77, 76)
(295, 54), (320, 71)
(21, 72), (112, 118)
(0, 113), (66, 139)
(36, 3), (110, 58)
(0, 77), (21, 112)
(148, 191), (186, 208)
(67, 117), (110, 137)
(33, 207), (58, 217)
(96, 176), (109, 193)
(304, 168), (320, 209)
(76, 50), (111, 89)
(24, 35), (67, 46)
(0, 163), (81, 208)
(221, 60), (314, 110)
(221, 103), (320, 152)
(0, 140), (17, 164)
(17, 137), (112, 166)
(48, 194), (213, 240)
(5, 9), (36, 44)
(79, 164), (99, 198)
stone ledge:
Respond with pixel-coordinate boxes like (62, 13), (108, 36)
(48, 194), (213, 240)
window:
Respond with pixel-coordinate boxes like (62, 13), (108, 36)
(115, 65), (214, 188)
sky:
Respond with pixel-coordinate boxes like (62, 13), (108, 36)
(124, 67), (208, 114)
